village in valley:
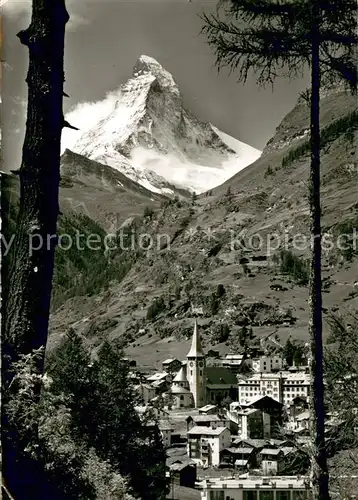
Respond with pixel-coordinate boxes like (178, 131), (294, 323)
(127, 319), (338, 499)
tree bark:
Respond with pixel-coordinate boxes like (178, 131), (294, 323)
(308, 1), (330, 498)
(2, 0), (69, 497)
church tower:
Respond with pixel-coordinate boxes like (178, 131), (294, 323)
(186, 319), (206, 408)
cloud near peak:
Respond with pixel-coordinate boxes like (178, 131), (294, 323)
(61, 87), (123, 154)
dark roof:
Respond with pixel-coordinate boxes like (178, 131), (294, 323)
(223, 447), (254, 454)
(232, 438), (268, 449)
(241, 394), (283, 408)
(186, 415), (223, 423)
(206, 367), (237, 385)
(260, 448), (282, 456)
(169, 461), (196, 472)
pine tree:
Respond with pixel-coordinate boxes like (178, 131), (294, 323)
(201, 2), (357, 498)
(48, 336), (168, 500)
(2, 1), (72, 496)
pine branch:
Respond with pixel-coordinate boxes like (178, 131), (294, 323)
(320, 32), (358, 45)
(63, 120), (79, 131)
(201, 14), (309, 85)
(219, 0), (299, 20)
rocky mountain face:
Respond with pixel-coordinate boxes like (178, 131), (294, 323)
(3, 86), (357, 371)
(59, 149), (184, 232)
(64, 55), (261, 195)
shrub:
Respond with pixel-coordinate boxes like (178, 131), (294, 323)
(277, 249), (309, 285)
(216, 284), (226, 298)
(333, 215), (358, 262)
(143, 205), (154, 218)
(210, 294), (220, 315)
(147, 297), (166, 320)
(281, 109), (358, 169)
(51, 213), (137, 309)
(264, 165), (275, 178)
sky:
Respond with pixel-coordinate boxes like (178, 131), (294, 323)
(1, 0), (309, 172)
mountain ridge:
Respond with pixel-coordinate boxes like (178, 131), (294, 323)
(63, 55), (261, 195)
(3, 81), (357, 370)
(45, 87), (358, 368)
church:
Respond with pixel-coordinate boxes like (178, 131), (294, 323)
(167, 320), (238, 409)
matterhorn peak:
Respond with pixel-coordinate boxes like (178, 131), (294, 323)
(132, 55), (180, 96)
(63, 54), (261, 196)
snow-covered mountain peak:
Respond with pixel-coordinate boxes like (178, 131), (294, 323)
(132, 55), (180, 96)
(63, 56), (261, 195)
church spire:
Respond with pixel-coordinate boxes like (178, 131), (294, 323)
(187, 319), (204, 358)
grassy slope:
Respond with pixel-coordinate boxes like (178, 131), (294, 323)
(3, 89), (357, 367)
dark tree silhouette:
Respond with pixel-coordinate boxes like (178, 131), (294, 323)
(2, 0), (73, 497)
(201, 1), (357, 498)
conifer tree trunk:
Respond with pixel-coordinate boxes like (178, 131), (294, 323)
(2, 0), (68, 497)
(308, 2), (330, 498)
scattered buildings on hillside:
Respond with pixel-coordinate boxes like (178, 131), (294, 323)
(222, 437), (309, 476)
(141, 320), (242, 409)
(131, 319), (313, 492)
(135, 320), (310, 412)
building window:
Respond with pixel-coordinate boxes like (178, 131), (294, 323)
(276, 492), (291, 500)
(243, 492), (258, 500)
(210, 491), (224, 500)
(200, 370), (203, 376)
(190, 370), (193, 376)
(259, 492), (274, 500)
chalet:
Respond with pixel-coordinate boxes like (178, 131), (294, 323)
(198, 404), (218, 415)
(258, 448), (285, 474)
(220, 446), (255, 470)
(162, 358), (182, 374)
(169, 461), (197, 488)
(186, 414), (229, 432)
(222, 354), (245, 373)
